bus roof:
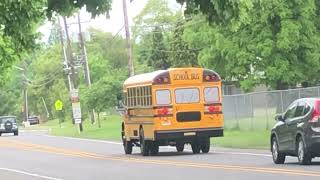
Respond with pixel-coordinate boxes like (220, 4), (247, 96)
(123, 70), (167, 87)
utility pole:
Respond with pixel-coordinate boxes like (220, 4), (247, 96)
(77, 13), (96, 124)
(62, 16), (83, 132)
(58, 17), (72, 92)
(15, 64), (28, 123)
(22, 64), (28, 123)
(122, 0), (134, 77)
(62, 16), (77, 89)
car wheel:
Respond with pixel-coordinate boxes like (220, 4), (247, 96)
(271, 136), (286, 164)
(122, 131), (132, 155)
(139, 128), (150, 156)
(297, 137), (312, 165)
(176, 142), (184, 152)
(0, 133), (2, 136)
(191, 140), (201, 154)
(150, 141), (159, 156)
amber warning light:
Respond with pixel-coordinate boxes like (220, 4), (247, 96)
(203, 70), (220, 82)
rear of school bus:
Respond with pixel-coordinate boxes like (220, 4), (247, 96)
(152, 68), (224, 153)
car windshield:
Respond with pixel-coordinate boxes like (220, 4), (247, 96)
(0, 117), (16, 123)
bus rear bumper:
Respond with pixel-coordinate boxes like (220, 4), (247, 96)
(155, 127), (223, 141)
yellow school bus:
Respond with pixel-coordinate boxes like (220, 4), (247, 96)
(121, 68), (224, 156)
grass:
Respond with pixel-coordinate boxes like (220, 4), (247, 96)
(214, 130), (270, 149)
(39, 115), (122, 141)
(36, 115), (271, 149)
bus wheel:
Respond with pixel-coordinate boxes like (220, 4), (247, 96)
(122, 128), (133, 154)
(191, 140), (201, 154)
(200, 137), (210, 153)
(150, 141), (159, 156)
(176, 142), (184, 152)
(139, 128), (150, 156)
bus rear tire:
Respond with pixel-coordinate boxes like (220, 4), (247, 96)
(191, 140), (201, 154)
(150, 141), (159, 156)
(200, 137), (210, 153)
(176, 142), (184, 152)
(139, 128), (150, 156)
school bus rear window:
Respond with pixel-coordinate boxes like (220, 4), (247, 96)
(175, 88), (200, 104)
(204, 87), (220, 103)
(156, 90), (171, 105)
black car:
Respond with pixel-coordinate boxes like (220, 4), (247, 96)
(271, 98), (320, 165)
(0, 116), (19, 136)
(28, 116), (40, 125)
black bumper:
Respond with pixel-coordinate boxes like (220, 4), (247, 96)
(155, 128), (223, 141)
(0, 129), (18, 133)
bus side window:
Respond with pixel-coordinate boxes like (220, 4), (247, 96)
(133, 88), (137, 107)
(128, 88), (132, 107)
(147, 86), (152, 106)
(142, 87), (146, 107)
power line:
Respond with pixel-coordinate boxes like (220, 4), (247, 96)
(24, 72), (62, 88)
(108, 25), (125, 46)
(24, 67), (63, 85)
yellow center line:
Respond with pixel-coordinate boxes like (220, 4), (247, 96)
(0, 139), (319, 177)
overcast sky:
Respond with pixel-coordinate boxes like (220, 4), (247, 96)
(38, 0), (181, 42)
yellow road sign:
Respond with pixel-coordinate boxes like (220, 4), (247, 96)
(55, 100), (63, 111)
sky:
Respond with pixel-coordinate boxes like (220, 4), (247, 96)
(38, 0), (181, 43)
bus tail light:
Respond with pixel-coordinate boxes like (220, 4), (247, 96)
(205, 105), (222, 114)
(203, 69), (220, 82)
(156, 107), (173, 117)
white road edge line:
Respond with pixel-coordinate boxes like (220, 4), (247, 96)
(0, 168), (64, 180)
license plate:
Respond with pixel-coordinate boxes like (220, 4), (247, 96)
(184, 132), (196, 136)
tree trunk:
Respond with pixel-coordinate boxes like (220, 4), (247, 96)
(97, 112), (101, 128)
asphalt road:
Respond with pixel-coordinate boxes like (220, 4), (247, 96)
(0, 131), (319, 180)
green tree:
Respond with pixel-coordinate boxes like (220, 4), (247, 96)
(133, 0), (182, 72)
(83, 72), (125, 127)
(169, 21), (198, 67)
(47, 0), (112, 18)
(148, 27), (170, 70)
(179, 0), (320, 91)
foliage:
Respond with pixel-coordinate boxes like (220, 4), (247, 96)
(147, 27), (170, 70)
(83, 71), (126, 114)
(27, 45), (70, 119)
(133, 0), (181, 71)
(48, 22), (61, 46)
(47, 0), (112, 18)
(179, 0), (320, 91)
(0, 0), (113, 81)
(0, 0), (45, 79)
(169, 21), (198, 67)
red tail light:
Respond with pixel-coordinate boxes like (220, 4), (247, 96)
(203, 69), (220, 82)
(156, 107), (173, 116)
(310, 100), (320, 123)
(205, 105), (222, 114)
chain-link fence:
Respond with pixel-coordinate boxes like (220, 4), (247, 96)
(223, 86), (320, 131)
